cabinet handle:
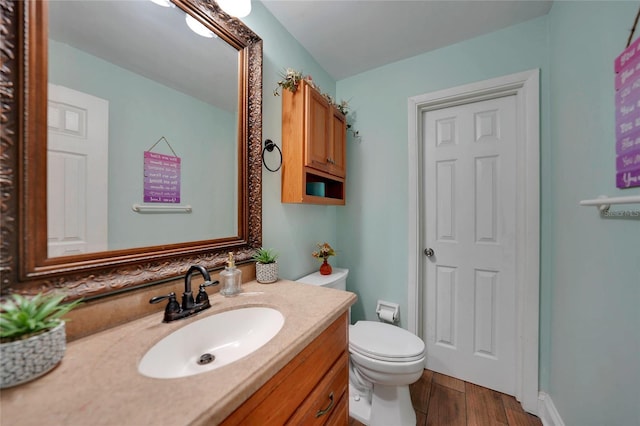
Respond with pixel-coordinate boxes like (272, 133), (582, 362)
(315, 392), (335, 418)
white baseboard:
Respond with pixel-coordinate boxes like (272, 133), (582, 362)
(537, 392), (565, 426)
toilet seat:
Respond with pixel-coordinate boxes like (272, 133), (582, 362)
(349, 321), (425, 362)
(350, 350), (426, 379)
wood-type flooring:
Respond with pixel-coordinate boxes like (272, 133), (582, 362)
(349, 369), (542, 426)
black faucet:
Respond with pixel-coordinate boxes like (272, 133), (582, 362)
(149, 265), (219, 322)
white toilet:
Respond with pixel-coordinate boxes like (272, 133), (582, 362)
(296, 268), (425, 426)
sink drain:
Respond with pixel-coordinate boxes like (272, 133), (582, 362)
(197, 353), (215, 365)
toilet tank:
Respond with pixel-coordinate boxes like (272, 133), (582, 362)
(295, 268), (349, 291)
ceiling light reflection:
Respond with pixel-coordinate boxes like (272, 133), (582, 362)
(185, 14), (216, 38)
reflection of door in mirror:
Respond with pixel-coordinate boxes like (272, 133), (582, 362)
(47, 84), (109, 257)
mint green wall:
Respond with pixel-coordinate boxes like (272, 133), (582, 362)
(547, 2), (640, 425)
(332, 2), (639, 424)
(242, 3), (341, 280)
(49, 40), (236, 250)
(335, 16), (550, 342)
(53, 2), (633, 422)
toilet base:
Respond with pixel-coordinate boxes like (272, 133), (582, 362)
(349, 383), (371, 424)
(348, 383), (417, 426)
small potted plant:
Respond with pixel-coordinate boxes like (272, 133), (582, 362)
(312, 242), (336, 275)
(0, 293), (81, 388)
(252, 248), (279, 284)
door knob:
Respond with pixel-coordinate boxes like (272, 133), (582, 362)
(424, 248), (435, 257)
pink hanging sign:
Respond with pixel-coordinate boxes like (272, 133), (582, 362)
(143, 151), (181, 203)
(615, 41), (640, 188)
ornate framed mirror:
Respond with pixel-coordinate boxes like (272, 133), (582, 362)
(0, 0), (262, 299)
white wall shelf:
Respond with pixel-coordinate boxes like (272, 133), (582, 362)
(579, 195), (640, 212)
(131, 203), (192, 213)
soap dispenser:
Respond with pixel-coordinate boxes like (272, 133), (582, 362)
(219, 252), (242, 297)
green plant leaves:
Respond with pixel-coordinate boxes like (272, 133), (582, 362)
(251, 248), (278, 264)
(0, 293), (82, 341)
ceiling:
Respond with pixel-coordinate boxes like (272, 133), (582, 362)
(48, 1), (553, 107)
(260, 0), (553, 80)
(49, 0), (239, 112)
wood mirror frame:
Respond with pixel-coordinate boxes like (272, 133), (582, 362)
(0, 0), (263, 299)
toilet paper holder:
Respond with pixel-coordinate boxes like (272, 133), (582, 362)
(376, 300), (400, 323)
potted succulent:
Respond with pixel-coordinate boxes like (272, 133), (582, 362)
(252, 248), (279, 284)
(0, 293), (81, 388)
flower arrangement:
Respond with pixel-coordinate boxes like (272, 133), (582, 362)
(274, 69), (349, 113)
(312, 242), (336, 262)
(273, 68), (305, 96)
(274, 68), (360, 139)
(336, 100), (350, 116)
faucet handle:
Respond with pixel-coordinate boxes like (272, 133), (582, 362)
(149, 292), (177, 304)
(150, 292), (180, 312)
(150, 292), (181, 322)
(195, 280), (220, 304)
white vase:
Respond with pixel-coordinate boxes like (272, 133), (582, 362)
(256, 261), (278, 283)
(0, 321), (66, 388)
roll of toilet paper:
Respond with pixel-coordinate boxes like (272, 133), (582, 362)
(377, 309), (396, 323)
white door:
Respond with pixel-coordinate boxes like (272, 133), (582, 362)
(422, 95), (517, 395)
(47, 84), (109, 257)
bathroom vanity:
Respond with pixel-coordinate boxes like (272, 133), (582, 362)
(222, 311), (349, 425)
(0, 280), (356, 425)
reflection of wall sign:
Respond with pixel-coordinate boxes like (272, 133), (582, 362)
(143, 151), (181, 203)
(615, 38), (640, 188)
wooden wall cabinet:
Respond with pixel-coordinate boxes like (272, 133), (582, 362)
(282, 80), (347, 205)
(221, 313), (349, 425)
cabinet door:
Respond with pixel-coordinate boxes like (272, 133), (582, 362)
(305, 85), (331, 173)
(285, 352), (348, 425)
(220, 313), (348, 425)
(329, 109), (346, 178)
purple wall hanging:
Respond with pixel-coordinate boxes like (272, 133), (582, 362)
(615, 38), (640, 188)
(143, 137), (181, 203)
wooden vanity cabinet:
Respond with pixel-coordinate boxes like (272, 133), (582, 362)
(221, 312), (349, 425)
(281, 80), (347, 205)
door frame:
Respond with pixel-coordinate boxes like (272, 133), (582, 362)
(407, 69), (540, 413)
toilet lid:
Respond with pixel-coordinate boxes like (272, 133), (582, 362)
(349, 321), (425, 362)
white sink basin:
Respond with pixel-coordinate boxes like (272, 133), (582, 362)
(138, 307), (284, 379)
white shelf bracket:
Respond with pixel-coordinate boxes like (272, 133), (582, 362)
(579, 195), (640, 212)
(132, 203), (192, 214)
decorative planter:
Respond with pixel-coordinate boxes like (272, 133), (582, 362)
(0, 321), (67, 388)
(319, 259), (332, 275)
(256, 261), (278, 283)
